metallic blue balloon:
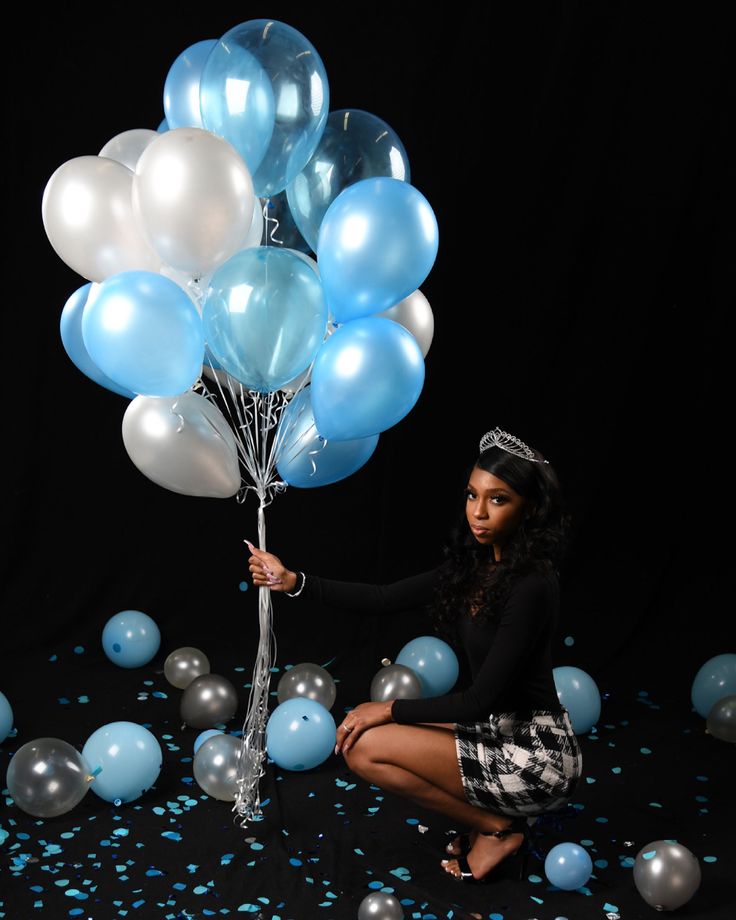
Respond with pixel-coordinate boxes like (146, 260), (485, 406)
(317, 176), (438, 323)
(202, 247), (327, 393)
(59, 283), (135, 397)
(275, 386), (378, 487)
(164, 39), (217, 129)
(266, 698), (336, 771)
(396, 636), (459, 697)
(287, 108), (411, 253)
(201, 19), (329, 197)
(82, 271), (205, 397)
(311, 317), (424, 441)
(82, 721), (162, 804)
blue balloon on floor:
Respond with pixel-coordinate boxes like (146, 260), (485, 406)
(82, 721), (162, 803)
(544, 842), (593, 890)
(553, 666), (601, 734)
(266, 698), (336, 771)
(691, 653), (736, 717)
(396, 636), (459, 697)
(0, 690), (14, 744)
(102, 610), (161, 668)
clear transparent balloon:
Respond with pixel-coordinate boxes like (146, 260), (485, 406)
(6, 738), (92, 818)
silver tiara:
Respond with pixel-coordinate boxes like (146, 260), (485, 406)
(479, 427), (549, 463)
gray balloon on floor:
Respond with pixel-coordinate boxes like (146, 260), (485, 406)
(706, 694), (736, 743)
(633, 840), (701, 911)
(193, 733), (243, 801)
(164, 646), (211, 689)
(277, 662), (336, 709)
(358, 892), (404, 920)
(180, 673), (239, 728)
(370, 663), (422, 702)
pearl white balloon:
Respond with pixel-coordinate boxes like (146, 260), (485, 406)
(99, 129), (158, 170)
(122, 391), (241, 498)
(42, 156), (162, 282)
(377, 289), (434, 357)
(132, 127), (255, 277)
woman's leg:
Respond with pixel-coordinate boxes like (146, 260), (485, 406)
(342, 723), (524, 878)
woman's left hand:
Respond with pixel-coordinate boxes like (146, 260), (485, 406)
(335, 701), (394, 755)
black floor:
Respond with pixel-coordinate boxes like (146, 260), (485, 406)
(2, 641), (733, 920)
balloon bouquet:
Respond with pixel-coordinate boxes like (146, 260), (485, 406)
(42, 20), (439, 828)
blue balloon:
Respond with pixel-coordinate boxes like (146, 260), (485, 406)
(265, 697), (336, 771)
(202, 246), (327, 392)
(157, 117), (169, 133)
(275, 385), (378, 487)
(691, 653), (736, 717)
(396, 636), (459, 698)
(82, 271), (204, 397)
(201, 19), (329, 197)
(311, 317), (424, 441)
(194, 729), (223, 754)
(102, 610), (161, 668)
(59, 283), (135, 397)
(553, 666), (601, 734)
(287, 108), (411, 253)
(164, 39), (217, 129)
(0, 690), (13, 744)
(82, 721), (162, 804)
(544, 842), (593, 890)
(316, 176), (439, 323)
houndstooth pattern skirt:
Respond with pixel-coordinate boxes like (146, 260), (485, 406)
(453, 709), (582, 816)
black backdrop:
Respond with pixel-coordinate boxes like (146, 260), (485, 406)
(2, 5), (735, 919)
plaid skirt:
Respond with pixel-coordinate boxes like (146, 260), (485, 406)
(453, 709), (582, 817)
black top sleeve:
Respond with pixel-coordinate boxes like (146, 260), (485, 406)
(299, 569), (439, 616)
(391, 572), (555, 724)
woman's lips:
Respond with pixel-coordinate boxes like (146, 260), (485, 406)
(471, 526), (490, 536)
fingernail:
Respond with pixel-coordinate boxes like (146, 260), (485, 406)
(334, 745), (339, 755)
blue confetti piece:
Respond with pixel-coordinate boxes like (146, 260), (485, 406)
(594, 859), (608, 868)
(161, 831), (182, 842)
(290, 858), (302, 866)
(193, 886), (209, 895)
(368, 881), (384, 889)
(564, 636), (575, 646)
(173, 883), (187, 891)
(704, 856), (717, 863)
(250, 843), (264, 851)
(620, 856), (635, 868)
(49, 654), (58, 661)
(577, 886), (592, 895)
(603, 903), (619, 913)
(595, 817), (608, 823)
(239, 582), (249, 591)
(152, 691), (168, 699)
(649, 802), (663, 808)
(77, 695), (90, 704)
(74, 646), (85, 654)
(528, 874), (543, 883)
(132, 900), (145, 908)
(354, 849), (364, 855)
(390, 867), (411, 881)
(612, 767), (622, 774)
(643, 849), (657, 860)
(58, 697), (70, 705)
(531, 896), (544, 904)
(406, 818), (419, 825)
(696, 775), (709, 781)
(586, 777), (597, 784)
(641, 747), (652, 754)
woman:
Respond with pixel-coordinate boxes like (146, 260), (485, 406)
(247, 427), (583, 884)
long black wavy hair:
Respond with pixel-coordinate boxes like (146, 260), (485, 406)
(431, 442), (572, 640)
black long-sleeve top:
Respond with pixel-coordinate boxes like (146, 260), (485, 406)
(299, 567), (564, 724)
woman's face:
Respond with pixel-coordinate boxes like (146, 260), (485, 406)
(465, 466), (528, 559)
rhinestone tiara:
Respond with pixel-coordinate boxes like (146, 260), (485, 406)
(479, 427), (549, 464)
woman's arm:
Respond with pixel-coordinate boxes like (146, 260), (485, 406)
(390, 572), (555, 723)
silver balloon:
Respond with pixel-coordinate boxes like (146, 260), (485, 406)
(122, 392), (241, 499)
(99, 128), (158, 170)
(193, 733), (244, 800)
(132, 127), (255, 277)
(180, 673), (239, 729)
(358, 891), (404, 920)
(6, 738), (93, 818)
(42, 156), (162, 282)
(633, 840), (702, 911)
(377, 289), (434, 357)
(370, 663), (423, 702)
(706, 694), (736, 743)
(164, 646), (211, 689)
(277, 663), (336, 709)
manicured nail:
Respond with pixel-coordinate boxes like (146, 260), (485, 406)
(334, 745), (339, 755)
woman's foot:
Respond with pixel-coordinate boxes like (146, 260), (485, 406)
(445, 830), (478, 857)
(441, 827), (525, 881)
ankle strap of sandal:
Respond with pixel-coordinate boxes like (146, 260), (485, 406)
(485, 816), (528, 838)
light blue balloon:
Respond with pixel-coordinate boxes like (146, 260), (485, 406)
(287, 108), (411, 254)
(553, 666), (601, 734)
(157, 117), (169, 133)
(202, 247), (327, 392)
(59, 283), (135, 397)
(316, 176), (438, 323)
(82, 721), (162, 804)
(691, 653), (736, 717)
(102, 610), (161, 668)
(265, 697), (336, 771)
(275, 385), (378, 487)
(311, 317), (424, 441)
(0, 690), (13, 744)
(544, 842), (593, 890)
(194, 729), (222, 755)
(396, 636), (459, 697)
(201, 19), (329, 197)
(164, 39), (217, 129)
(82, 271), (205, 397)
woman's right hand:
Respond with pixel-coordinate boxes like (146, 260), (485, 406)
(246, 541), (298, 593)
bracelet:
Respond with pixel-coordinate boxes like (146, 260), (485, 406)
(285, 571), (306, 597)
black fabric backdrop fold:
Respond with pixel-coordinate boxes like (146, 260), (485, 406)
(2, 5), (734, 920)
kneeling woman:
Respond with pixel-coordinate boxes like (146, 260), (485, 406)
(248, 427), (583, 884)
